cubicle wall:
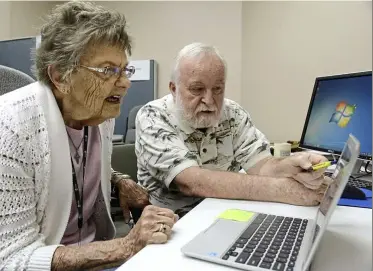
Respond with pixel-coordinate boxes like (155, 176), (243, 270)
(114, 59), (158, 136)
(0, 37), (37, 79)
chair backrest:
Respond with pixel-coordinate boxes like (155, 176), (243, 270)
(124, 105), (143, 144)
(111, 143), (138, 182)
(0, 65), (35, 96)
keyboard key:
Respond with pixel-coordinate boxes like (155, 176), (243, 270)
(278, 253), (289, 259)
(292, 251), (299, 256)
(235, 252), (250, 264)
(249, 240), (259, 245)
(265, 252), (276, 258)
(276, 257), (287, 263)
(243, 247), (253, 253)
(258, 244), (268, 250)
(246, 244), (256, 249)
(262, 240), (271, 246)
(269, 248), (278, 254)
(237, 238), (248, 244)
(280, 249), (291, 254)
(222, 254), (229, 260)
(282, 245), (292, 250)
(256, 213), (267, 223)
(294, 246), (300, 251)
(263, 257), (274, 263)
(273, 262), (285, 271)
(231, 252), (238, 257)
(230, 245), (237, 250)
(290, 255), (297, 261)
(288, 261), (295, 267)
(253, 252), (264, 258)
(259, 262), (272, 269)
(252, 236), (261, 242)
(256, 247), (266, 253)
(294, 218), (302, 222)
(270, 245), (280, 250)
(240, 223), (261, 239)
(235, 243), (244, 248)
(286, 268), (294, 271)
(247, 256), (261, 266)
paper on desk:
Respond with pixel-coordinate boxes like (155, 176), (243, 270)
(218, 209), (255, 222)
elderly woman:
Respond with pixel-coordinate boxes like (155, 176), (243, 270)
(0, 2), (177, 271)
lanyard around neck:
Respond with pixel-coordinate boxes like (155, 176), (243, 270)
(71, 126), (89, 235)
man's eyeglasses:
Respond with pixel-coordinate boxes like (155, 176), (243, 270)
(80, 65), (136, 79)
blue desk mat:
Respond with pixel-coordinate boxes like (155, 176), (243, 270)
(338, 188), (372, 209)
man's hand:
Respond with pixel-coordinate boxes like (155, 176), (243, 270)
(117, 178), (150, 222)
(272, 153), (332, 190)
(278, 177), (329, 206)
(126, 205), (179, 255)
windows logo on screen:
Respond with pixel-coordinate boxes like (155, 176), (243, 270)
(329, 101), (356, 128)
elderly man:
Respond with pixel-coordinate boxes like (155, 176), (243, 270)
(135, 42), (329, 216)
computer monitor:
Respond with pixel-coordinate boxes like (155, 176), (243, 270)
(300, 71), (372, 161)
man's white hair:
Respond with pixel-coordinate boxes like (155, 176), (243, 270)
(170, 42), (227, 83)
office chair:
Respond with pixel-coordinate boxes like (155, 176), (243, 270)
(0, 65), (35, 96)
(111, 143), (143, 223)
(124, 105), (143, 144)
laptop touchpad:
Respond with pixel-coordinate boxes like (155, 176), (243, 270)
(183, 219), (249, 257)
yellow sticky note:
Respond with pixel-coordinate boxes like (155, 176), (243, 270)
(218, 209), (255, 222)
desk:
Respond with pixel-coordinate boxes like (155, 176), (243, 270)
(118, 198), (372, 271)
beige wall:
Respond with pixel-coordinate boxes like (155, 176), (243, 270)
(0, 1), (55, 40)
(242, 1), (372, 142)
(0, 2), (11, 40)
(1, 1), (371, 143)
(98, 1), (243, 102)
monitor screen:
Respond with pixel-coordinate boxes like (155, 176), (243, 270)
(300, 71), (372, 160)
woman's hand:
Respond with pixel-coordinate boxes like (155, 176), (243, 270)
(125, 205), (179, 255)
(117, 178), (150, 222)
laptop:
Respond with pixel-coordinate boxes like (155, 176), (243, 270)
(181, 134), (360, 271)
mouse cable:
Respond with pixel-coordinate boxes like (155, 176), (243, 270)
(364, 161), (372, 174)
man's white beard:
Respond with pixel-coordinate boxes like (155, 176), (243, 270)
(174, 93), (223, 129)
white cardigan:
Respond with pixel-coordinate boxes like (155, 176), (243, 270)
(0, 82), (116, 270)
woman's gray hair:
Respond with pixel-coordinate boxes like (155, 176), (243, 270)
(170, 42), (227, 84)
(33, 1), (132, 88)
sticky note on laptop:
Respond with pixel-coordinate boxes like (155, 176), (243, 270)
(218, 209), (255, 222)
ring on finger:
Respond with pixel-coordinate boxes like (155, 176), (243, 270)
(158, 223), (167, 233)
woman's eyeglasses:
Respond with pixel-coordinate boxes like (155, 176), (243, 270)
(80, 65), (136, 79)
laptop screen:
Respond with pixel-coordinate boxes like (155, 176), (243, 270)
(303, 134), (360, 270)
(317, 137), (354, 219)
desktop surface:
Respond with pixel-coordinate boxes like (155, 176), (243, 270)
(118, 198), (372, 271)
(300, 71), (372, 160)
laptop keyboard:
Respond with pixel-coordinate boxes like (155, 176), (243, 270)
(221, 213), (308, 271)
